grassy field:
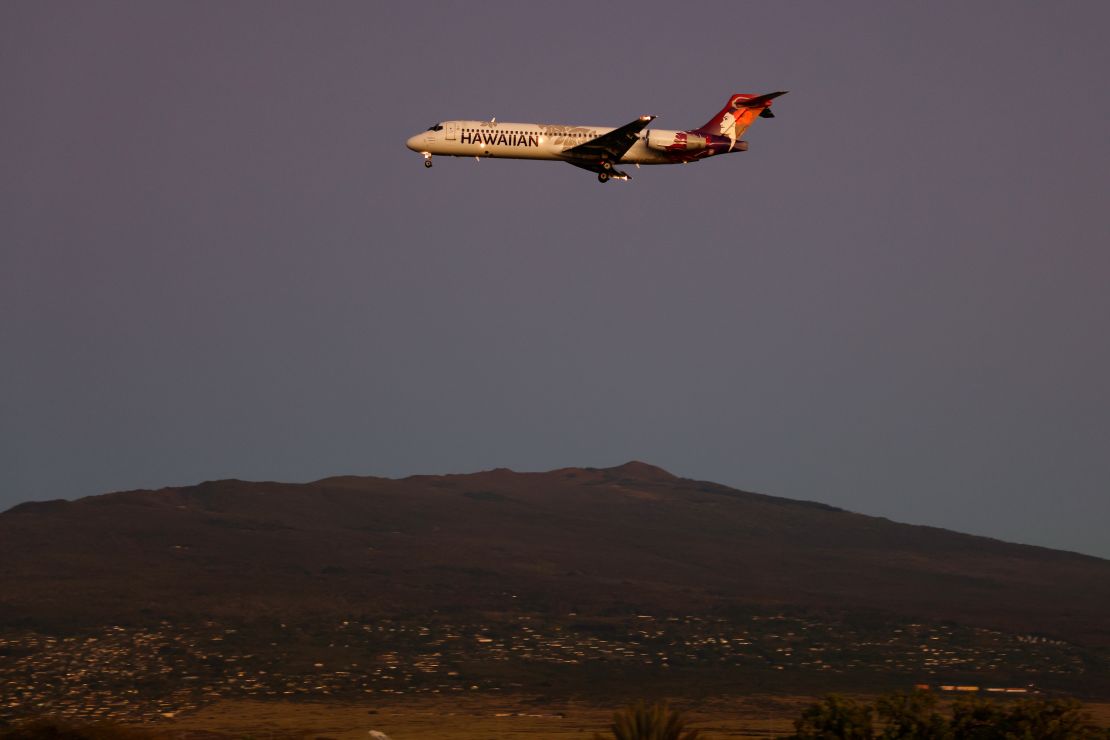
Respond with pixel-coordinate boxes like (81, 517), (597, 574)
(152, 695), (813, 739)
(149, 694), (1110, 740)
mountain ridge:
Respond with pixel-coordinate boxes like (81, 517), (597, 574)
(1, 462), (1107, 647)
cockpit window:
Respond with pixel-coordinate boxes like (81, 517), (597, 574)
(426, 123), (444, 131)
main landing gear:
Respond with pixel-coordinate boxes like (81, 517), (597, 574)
(598, 172), (610, 183)
(423, 153), (433, 168)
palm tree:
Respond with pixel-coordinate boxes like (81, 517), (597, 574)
(594, 700), (705, 740)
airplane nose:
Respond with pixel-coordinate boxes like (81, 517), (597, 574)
(406, 134), (423, 151)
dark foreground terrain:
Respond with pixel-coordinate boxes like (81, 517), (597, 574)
(1, 462), (1108, 723)
(4, 696), (1110, 740)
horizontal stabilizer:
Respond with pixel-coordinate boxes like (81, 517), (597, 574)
(738, 91), (788, 107)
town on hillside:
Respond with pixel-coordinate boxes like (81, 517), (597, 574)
(1, 611), (1095, 723)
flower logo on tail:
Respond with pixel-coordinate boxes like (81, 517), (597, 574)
(719, 111), (738, 151)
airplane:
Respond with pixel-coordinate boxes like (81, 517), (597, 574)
(405, 92), (786, 183)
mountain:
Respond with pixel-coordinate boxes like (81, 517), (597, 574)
(2, 462), (1108, 646)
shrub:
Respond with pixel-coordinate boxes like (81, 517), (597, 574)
(595, 700), (705, 740)
(789, 694), (874, 739)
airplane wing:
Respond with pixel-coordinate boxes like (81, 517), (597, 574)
(560, 114), (656, 177)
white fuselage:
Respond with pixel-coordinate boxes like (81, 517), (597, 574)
(406, 120), (680, 165)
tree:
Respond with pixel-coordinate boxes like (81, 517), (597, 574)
(974, 696), (1106, 740)
(783, 691), (1109, 740)
(948, 695), (1007, 739)
(876, 690), (950, 739)
(790, 694), (874, 739)
(594, 700), (705, 740)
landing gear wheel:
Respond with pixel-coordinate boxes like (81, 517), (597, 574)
(601, 161), (613, 171)
(423, 159), (433, 168)
(598, 172), (610, 183)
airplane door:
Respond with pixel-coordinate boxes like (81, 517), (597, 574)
(446, 121), (458, 140)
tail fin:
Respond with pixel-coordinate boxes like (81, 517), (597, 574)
(695, 91), (787, 149)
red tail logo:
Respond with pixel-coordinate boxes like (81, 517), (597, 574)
(695, 92), (787, 149)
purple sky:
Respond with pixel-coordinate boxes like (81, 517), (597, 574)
(3, 2), (1109, 559)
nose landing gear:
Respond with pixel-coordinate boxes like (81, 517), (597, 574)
(423, 153), (433, 168)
